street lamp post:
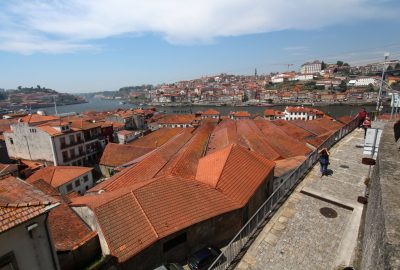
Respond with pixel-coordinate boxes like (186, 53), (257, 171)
(376, 52), (390, 118)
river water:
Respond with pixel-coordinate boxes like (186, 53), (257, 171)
(38, 98), (390, 118)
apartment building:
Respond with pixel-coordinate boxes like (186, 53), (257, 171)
(4, 120), (100, 166)
(283, 106), (324, 120)
(301, 60), (322, 74)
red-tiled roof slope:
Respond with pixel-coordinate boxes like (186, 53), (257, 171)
(72, 175), (239, 262)
(26, 166), (93, 188)
(157, 114), (196, 125)
(275, 156), (307, 177)
(202, 109), (220, 115)
(31, 179), (97, 251)
(156, 122), (216, 179)
(91, 129), (194, 192)
(207, 119), (281, 161)
(254, 119), (311, 158)
(337, 115), (353, 124)
(235, 120), (281, 160)
(20, 114), (59, 125)
(269, 120), (314, 141)
(128, 128), (187, 148)
(196, 144), (275, 206)
(100, 143), (154, 167)
(291, 120), (332, 136)
(0, 176), (58, 233)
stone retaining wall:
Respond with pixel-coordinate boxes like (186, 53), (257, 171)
(361, 121), (400, 269)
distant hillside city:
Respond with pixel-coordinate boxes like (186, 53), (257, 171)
(91, 59), (400, 107)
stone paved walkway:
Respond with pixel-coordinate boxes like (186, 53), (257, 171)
(237, 128), (369, 270)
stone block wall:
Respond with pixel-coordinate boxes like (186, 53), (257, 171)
(360, 121), (400, 270)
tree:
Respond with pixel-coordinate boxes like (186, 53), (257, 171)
(343, 63), (349, 67)
(321, 61), (327, 70)
(387, 65), (394, 71)
(339, 80), (347, 91)
(337, 61), (344, 67)
(395, 63), (400, 70)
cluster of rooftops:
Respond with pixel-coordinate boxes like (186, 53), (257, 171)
(0, 107), (353, 268)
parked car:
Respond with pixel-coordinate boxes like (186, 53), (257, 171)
(154, 263), (184, 270)
(187, 246), (222, 270)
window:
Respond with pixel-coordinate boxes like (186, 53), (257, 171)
(69, 135), (75, 144)
(9, 138), (13, 145)
(60, 137), (66, 148)
(69, 149), (75, 159)
(0, 252), (18, 270)
(78, 146), (84, 155)
(62, 151), (68, 162)
(77, 134), (82, 142)
(84, 175), (89, 183)
(66, 183), (73, 192)
(75, 179), (81, 187)
(163, 232), (187, 252)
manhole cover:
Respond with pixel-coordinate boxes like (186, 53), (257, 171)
(340, 165), (349, 169)
(319, 207), (338, 218)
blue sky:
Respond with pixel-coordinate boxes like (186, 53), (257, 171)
(1, 0), (400, 93)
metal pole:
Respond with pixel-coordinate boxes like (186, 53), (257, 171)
(376, 53), (389, 119)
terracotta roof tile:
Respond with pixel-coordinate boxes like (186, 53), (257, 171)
(31, 179), (97, 251)
(0, 176), (58, 233)
(254, 119), (311, 158)
(100, 143), (154, 167)
(157, 114), (196, 125)
(156, 122), (216, 179)
(128, 128), (186, 148)
(26, 166), (93, 188)
(196, 144), (275, 205)
(202, 109), (220, 115)
(270, 120), (314, 141)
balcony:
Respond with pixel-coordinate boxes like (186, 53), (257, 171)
(60, 139), (84, 149)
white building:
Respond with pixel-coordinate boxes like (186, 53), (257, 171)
(26, 166), (94, 195)
(0, 176), (60, 270)
(117, 130), (142, 144)
(301, 60), (322, 74)
(283, 106), (324, 120)
(5, 121), (89, 166)
(295, 74), (314, 81)
(348, 77), (378, 87)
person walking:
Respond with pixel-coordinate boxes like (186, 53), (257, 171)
(357, 108), (368, 128)
(319, 148), (330, 177)
(362, 116), (372, 138)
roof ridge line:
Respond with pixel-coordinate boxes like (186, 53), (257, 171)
(213, 144), (235, 187)
(130, 191), (159, 238)
(49, 167), (57, 186)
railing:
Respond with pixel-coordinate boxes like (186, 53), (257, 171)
(208, 118), (359, 270)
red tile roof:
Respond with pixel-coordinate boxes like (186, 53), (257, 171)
(0, 176), (58, 233)
(156, 122), (216, 179)
(157, 114), (196, 124)
(230, 111), (250, 117)
(207, 119), (281, 161)
(20, 114), (59, 125)
(26, 166), (93, 189)
(128, 128), (186, 148)
(31, 179), (97, 251)
(202, 109), (220, 115)
(72, 175), (240, 262)
(264, 109), (284, 116)
(90, 129), (194, 192)
(270, 119), (314, 141)
(100, 143), (154, 167)
(196, 144), (275, 205)
(274, 156), (307, 177)
(254, 119), (311, 158)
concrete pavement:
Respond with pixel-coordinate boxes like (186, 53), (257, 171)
(236, 128), (368, 270)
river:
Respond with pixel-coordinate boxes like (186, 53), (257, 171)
(38, 98), (390, 118)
